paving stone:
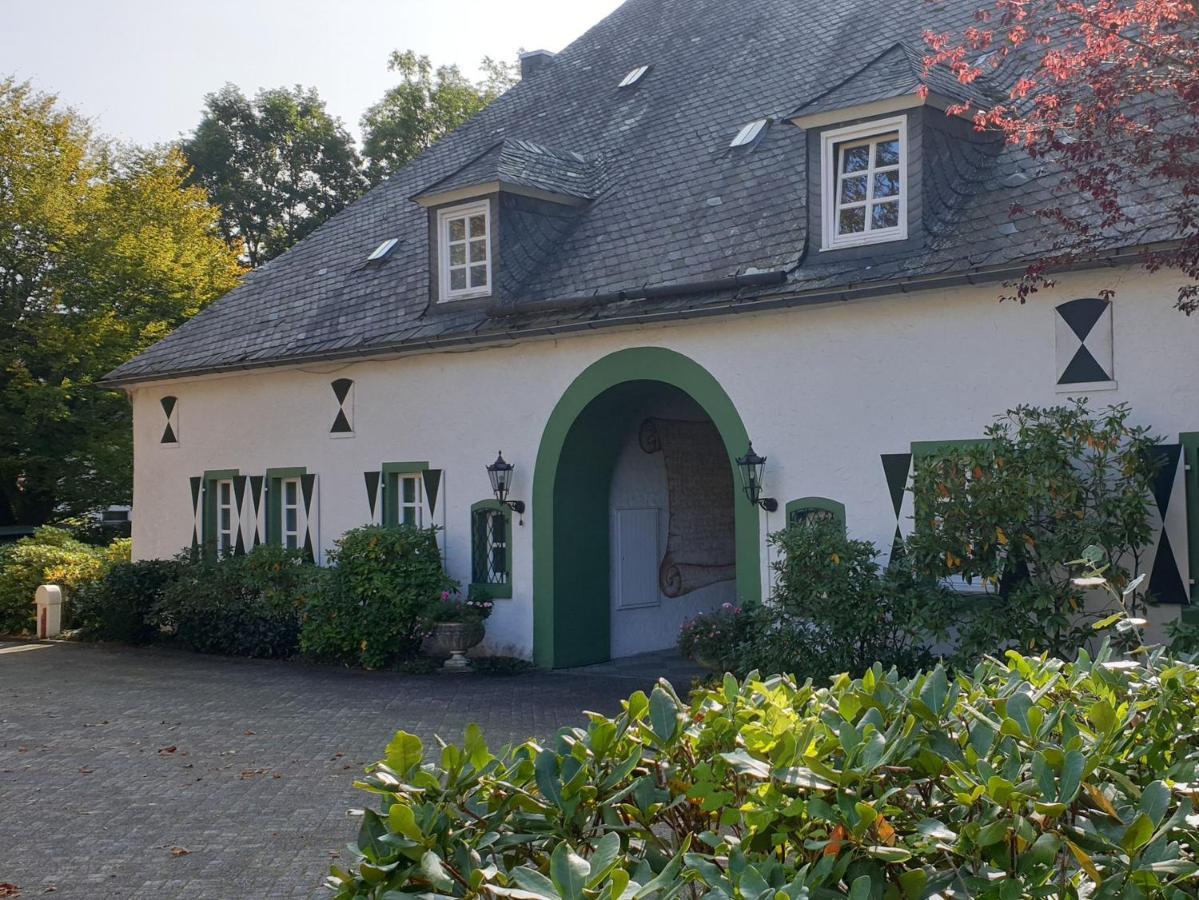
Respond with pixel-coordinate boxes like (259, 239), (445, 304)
(0, 643), (678, 898)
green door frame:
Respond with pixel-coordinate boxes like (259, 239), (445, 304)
(532, 347), (759, 668)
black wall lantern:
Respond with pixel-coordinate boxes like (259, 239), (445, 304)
(486, 451), (526, 515)
(736, 443), (778, 512)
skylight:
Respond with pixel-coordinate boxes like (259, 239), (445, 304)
(730, 119), (768, 147)
(366, 238), (399, 262)
(618, 65), (649, 88)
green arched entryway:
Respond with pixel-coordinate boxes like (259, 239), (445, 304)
(532, 347), (760, 668)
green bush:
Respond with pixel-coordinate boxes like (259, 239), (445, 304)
(300, 525), (455, 669)
(328, 646), (1199, 898)
(73, 557), (184, 643)
(158, 544), (317, 658)
(908, 402), (1158, 661)
(732, 521), (949, 682)
(0, 526), (128, 634)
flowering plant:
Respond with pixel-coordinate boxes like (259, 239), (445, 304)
(424, 588), (493, 625)
(677, 602), (746, 670)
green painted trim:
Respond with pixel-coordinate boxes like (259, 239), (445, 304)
(532, 347), (758, 668)
(469, 499), (513, 600)
(1181, 432), (1199, 605)
(265, 467), (307, 547)
(201, 468), (239, 558)
(785, 496), (847, 530)
(381, 461), (429, 526)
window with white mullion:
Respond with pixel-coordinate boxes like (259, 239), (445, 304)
(399, 474), (423, 527)
(281, 478), (301, 550)
(821, 116), (907, 249)
(216, 479), (235, 557)
(438, 201), (491, 301)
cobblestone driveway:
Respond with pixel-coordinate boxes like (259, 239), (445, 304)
(0, 642), (689, 898)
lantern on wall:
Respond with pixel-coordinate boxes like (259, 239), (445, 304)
(486, 451), (526, 514)
(736, 443), (778, 512)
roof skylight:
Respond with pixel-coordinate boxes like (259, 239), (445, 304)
(730, 119), (768, 147)
(618, 65), (650, 88)
(366, 238), (399, 262)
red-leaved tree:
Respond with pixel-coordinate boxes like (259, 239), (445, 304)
(924, 1), (1199, 311)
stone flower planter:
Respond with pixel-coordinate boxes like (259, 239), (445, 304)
(431, 621), (485, 671)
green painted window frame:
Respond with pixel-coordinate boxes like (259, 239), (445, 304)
(381, 461), (428, 527)
(201, 468), (239, 559)
(469, 499), (513, 599)
(1181, 432), (1199, 605)
(784, 496), (846, 531)
(265, 466), (306, 549)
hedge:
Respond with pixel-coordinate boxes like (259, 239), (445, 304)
(328, 644), (1199, 898)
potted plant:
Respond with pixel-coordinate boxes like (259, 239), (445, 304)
(426, 589), (493, 670)
(678, 602), (746, 671)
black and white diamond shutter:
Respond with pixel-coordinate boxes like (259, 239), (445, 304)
(249, 475), (265, 548)
(190, 476), (203, 552)
(160, 396), (179, 444)
(331, 379), (354, 435)
(300, 473), (320, 563)
(1055, 298), (1114, 386)
(1145, 444), (1190, 604)
(881, 452), (913, 562)
(364, 471), (383, 525)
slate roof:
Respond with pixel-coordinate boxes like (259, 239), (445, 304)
(109, 0), (1180, 384)
(790, 42), (1005, 120)
(414, 139), (602, 202)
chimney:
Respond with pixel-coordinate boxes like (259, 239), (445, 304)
(519, 49), (556, 80)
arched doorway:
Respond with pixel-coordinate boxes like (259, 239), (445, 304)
(532, 348), (760, 668)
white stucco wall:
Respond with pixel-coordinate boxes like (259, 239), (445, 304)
(129, 266), (1197, 657)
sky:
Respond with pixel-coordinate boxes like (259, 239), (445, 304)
(1, 0), (624, 147)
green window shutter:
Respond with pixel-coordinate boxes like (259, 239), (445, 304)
(201, 469), (239, 560)
(265, 467), (306, 549)
(381, 461), (429, 527)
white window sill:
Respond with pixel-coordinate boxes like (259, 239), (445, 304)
(1055, 380), (1118, 394)
(820, 229), (906, 251)
(438, 290), (492, 303)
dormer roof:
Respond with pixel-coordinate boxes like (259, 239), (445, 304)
(412, 139), (602, 207)
(790, 42), (1004, 129)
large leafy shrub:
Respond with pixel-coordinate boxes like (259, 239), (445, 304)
(0, 526), (128, 633)
(73, 557), (184, 643)
(329, 646), (1199, 898)
(732, 521), (949, 682)
(300, 525), (454, 669)
(908, 402), (1158, 662)
(158, 544), (317, 658)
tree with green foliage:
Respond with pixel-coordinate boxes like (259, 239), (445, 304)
(181, 84), (367, 266)
(361, 51), (518, 184)
(907, 401), (1158, 661)
(0, 78), (243, 527)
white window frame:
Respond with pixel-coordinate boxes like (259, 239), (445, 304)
(437, 200), (492, 302)
(216, 478), (235, 557)
(281, 477), (301, 551)
(820, 115), (908, 251)
(399, 474), (424, 527)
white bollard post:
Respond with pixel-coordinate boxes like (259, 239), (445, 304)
(35, 584), (62, 639)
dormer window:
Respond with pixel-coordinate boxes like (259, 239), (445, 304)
(437, 201), (491, 301)
(820, 116), (908, 250)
